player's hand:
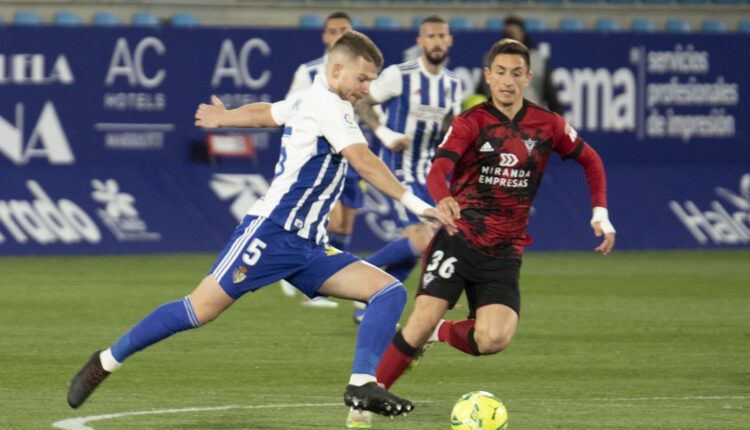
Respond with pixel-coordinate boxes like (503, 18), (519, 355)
(375, 126), (411, 152)
(594, 230), (615, 255)
(421, 207), (458, 235)
(195, 95), (226, 128)
(437, 196), (461, 220)
(590, 207), (615, 255)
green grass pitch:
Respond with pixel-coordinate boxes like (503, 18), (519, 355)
(1, 250), (748, 429)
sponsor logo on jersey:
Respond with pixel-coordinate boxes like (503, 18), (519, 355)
(499, 153), (519, 167)
(479, 142), (494, 152)
(325, 244), (342, 256)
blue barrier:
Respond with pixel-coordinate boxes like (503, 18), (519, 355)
(1, 27), (748, 255)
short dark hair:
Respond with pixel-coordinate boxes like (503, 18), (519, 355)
(503, 15), (525, 30)
(326, 11), (351, 23)
(330, 30), (384, 70)
(421, 15), (447, 26)
(486, 38), (531, 70)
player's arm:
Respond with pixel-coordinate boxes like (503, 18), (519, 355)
(558, 121), (615, 255)
(426, 116), (475, 221)
(341, 144), (455, 231)
(195, 95), (279, 129)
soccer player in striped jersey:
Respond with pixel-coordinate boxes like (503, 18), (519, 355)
(376, 38), (616, 398)
(346, 15), (461, 428)
(281, 11), (354, 308)
(66, 31), (455, 420)
(352, 15), (461, 313)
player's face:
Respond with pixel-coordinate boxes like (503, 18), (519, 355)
(417, 23), (452, 66)
(484, 54), (531, 107)
(331, 57), (378, 104)
(322, 18), (352, 50)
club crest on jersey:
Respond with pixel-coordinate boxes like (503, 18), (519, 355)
(232, 266), (248, 284)
(522, 138), (537, 155)
(479, 141), (494, 152)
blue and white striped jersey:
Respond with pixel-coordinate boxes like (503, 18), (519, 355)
(286, 55), (326, 98)
(369, 58), (462, 185)
(248, 75), (366, 244)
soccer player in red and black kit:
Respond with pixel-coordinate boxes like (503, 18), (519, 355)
(375, 39), (616, 393)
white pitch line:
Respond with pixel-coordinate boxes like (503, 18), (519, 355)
(571, 395), (750, 402)
(52, 402), (341, 430)
(51, 396), (748, 430)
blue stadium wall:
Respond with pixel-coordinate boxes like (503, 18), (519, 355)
(1, 27), (748, 255)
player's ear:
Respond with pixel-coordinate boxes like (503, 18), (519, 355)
(331, 62), (343, 79)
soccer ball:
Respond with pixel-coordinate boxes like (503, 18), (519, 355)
(450, 391), (509, 430)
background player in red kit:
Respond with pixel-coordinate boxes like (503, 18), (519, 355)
(376, 39), (617, 390)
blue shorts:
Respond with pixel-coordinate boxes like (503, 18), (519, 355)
(339, 174), (364, 209)
(210, 215), (359, 299)
(386, 182), (434, 229)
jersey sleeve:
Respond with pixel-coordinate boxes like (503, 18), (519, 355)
(552, 114), (585, 159)
(286, 64), (312, 98)
(434, 114), (477, 163)
(317, 101), (367, 153)
(270, 98), (295, 125)
(451, 78), (463, 117)
(368, 65), (403, 104)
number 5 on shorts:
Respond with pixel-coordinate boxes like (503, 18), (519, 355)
(242, 238), (267, 266)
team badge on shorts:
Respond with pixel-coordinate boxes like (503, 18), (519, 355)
(232, 266), (248, 284)
(422, 272), (436, 288)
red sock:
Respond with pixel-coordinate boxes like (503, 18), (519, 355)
(438, 319), (481, 356)
(376, 331), (419, 390)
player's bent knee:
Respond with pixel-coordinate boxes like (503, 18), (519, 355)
(371, 281), (407, 308)
(477, 335), (513, 355)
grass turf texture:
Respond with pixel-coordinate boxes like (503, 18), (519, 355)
(1, 250), (748, 429)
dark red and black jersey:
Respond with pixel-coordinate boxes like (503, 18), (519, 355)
(430, 100), (588, 258)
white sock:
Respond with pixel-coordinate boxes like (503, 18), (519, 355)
(99, 348), (122, 372)
(348, 373), (377, 386)
(428, 319), (445, 343)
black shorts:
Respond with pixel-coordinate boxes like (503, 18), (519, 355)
(417, 229), (521, 318)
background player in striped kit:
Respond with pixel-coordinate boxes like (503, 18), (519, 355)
(281, 11), (355, 308)
(354, 14), (462, 310)
(376, 38), (616, 399)
(66, 31), (455, 419)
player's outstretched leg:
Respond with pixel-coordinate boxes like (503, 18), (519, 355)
(67, 350), (110, 408)
(66, 293), (211, 408)
(344, 382), (414, 416)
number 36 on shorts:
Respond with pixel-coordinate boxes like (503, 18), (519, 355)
(425, 250), (457, 279)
